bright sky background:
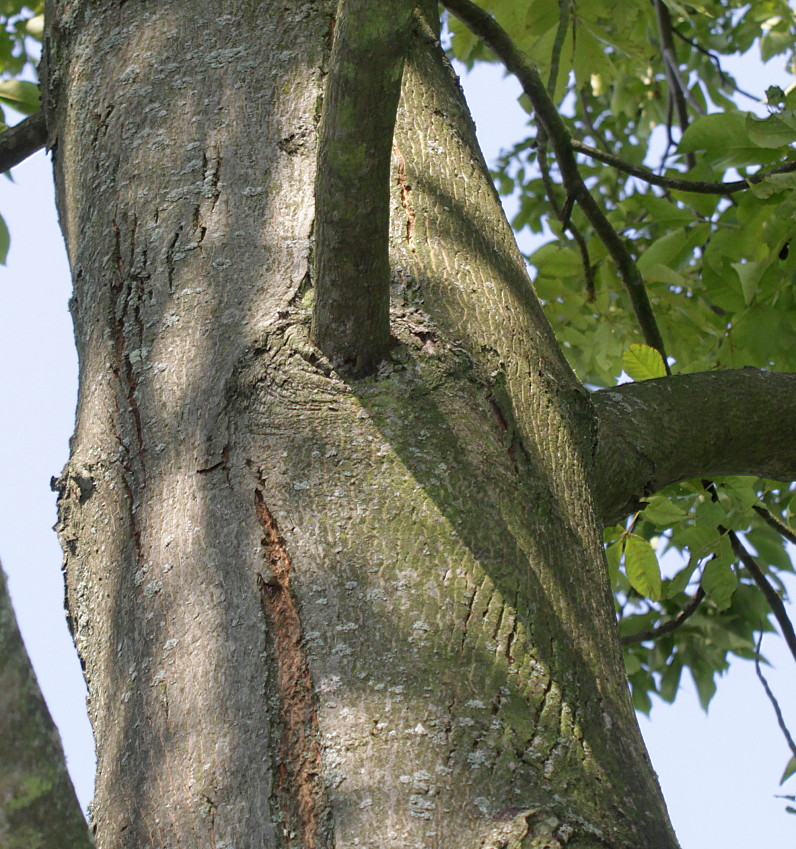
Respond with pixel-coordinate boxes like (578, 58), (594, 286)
(0, 27), (795, 849)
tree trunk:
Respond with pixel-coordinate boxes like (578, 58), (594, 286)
(0, 563), (91, 849)
(43, 1), (679, 847)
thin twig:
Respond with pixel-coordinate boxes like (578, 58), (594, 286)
(654, 0), (704, 119)
(536, 137), (596, 299)
(620, 586), (706, 646)
(753, 505), (796, 547)
(669, 23), (761, 103)
(729, 531), (796, 665)
(755, 630), (796, 763)
(702, 483), (796, 665)
(0, 111), (47, 173)
(572, 139), (796, 194)
(547, 0), (570, 95)
(442, 0), (670, 366)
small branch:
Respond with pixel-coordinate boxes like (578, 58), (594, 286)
(572, 139), (796, 195)
(669, 23), (761, 104)
(442, 0), (669, 363)
(312, 0), (415, 374)
(0, 111), (47, 173)
(536, 137), (596, 299)
(653, 0), (699, 171)
(728, 530), (796, 667)
(755, 631), (796, 764)
(577, 88), (611, 154)
(620, 586), (705, 646)
(547, 0), (570, 95)
(753, 505), (796, 547)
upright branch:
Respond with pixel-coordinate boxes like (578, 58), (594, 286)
(653, 0), (700, 169)
(442, 0), (669, 364)
(312, 0), (416, 374)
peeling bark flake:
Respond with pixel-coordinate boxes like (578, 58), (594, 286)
(254, 488), (329, 849)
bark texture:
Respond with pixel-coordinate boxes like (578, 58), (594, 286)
(592, 369), (796, 525)
(0, 563), (91, 849)
(43, 1), (679, 847)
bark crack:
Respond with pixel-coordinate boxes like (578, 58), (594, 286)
(393, 142), (416, 250)
(254, 485), (329, 849)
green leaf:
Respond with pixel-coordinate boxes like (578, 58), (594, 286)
(0, 80), (40, 115)
(731, 260), (766, 305)
(690, 662), (717, 711)
(702, 555), (738, 611)
(0, 213), (8, 265)
(781, 755), (796, 785)
(622, 344), (667, 380)
(528, 242), (583, 275)
(624, 534), (663, 600)
(637, 230), (688, 272)
(642, 495), (688, 527)
(659, 657), (683, 703)
(679, 112), (750, 154)
(665, 560), (699, 598)
(746, 113), (796, 149)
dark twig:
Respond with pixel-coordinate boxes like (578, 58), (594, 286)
(577, 88), (611, 154)
(753, 505), (796, 547)
(0, 111), (47, 173)
(755, 630), (796, 764)
(547, 0), (570, 95)
(653, 0), (698, 170)
(729, 531), (796, 666)
(442, 0), (670, 365)
(702, 483), (796, 665)
(572, 140), (796, 194)
(669, 23), (761, 103)
(536, 138), (596, 299)
(620, 586), (706, 646)
(654, 0), (704, 118)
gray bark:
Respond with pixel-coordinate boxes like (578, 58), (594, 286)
(0, 563), (91, 849)
(43, 1), (679, 847)
(592, 369), (796, 525)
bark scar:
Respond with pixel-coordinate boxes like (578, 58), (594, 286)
(394, 142), (416, 250)
(254, 487), (329, 849)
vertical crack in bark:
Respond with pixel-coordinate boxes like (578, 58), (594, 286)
(110, 216), (147, 565)
(393, 142), (416, 250)
(254, 488), (329, 849)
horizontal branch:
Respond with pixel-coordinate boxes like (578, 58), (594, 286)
(572, 140), (796, 195)
(0, 111), (47, 172)
(620, 586), (705, 646)
(592, 369), (796, 525)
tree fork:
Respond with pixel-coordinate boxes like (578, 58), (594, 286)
(312, 0), (416, 374)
